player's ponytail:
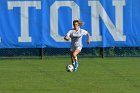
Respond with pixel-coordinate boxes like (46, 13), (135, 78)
(73, 19), (84, 26)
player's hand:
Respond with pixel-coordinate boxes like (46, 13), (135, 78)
(64, 36), (70, 41)
(87, 41), (90, 44)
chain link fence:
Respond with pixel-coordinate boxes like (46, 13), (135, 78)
(0, 47), (140, 59)
(104, 47), (140, 57)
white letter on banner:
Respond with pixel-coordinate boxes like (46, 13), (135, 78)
(88, 0), (126, 41)
(50, 1), (80, 42)
(8, 1), (41, 42)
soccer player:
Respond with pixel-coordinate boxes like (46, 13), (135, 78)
(64, 20), (90, 72)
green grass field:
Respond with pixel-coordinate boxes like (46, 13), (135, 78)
(0, 58), (140, 93)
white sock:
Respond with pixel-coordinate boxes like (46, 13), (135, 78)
(75, 56), (77, 62)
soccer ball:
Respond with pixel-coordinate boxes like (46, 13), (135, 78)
(66, 64), (74, 72)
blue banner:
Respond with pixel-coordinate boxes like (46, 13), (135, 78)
(0, 0), (140, 48)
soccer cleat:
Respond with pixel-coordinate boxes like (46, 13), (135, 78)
(73, 67), (77, 72)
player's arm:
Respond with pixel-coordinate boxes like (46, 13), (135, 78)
(87, 32), (90, 44)
(82, 29), (90, 44)
(64, 30), (71, 41)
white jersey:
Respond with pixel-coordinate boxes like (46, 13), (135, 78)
(66, 28), (88, 51)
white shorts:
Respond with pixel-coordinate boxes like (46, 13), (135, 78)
(70, 47), (82, 52)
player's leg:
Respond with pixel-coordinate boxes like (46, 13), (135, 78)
(73, 47), (81, 62)
(72, 48), (81, 71)
(70, 52), (75, 66)
(73, 49), (80, 61)
(70, 51), (78, 71)
(70, 47), (75, 66)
